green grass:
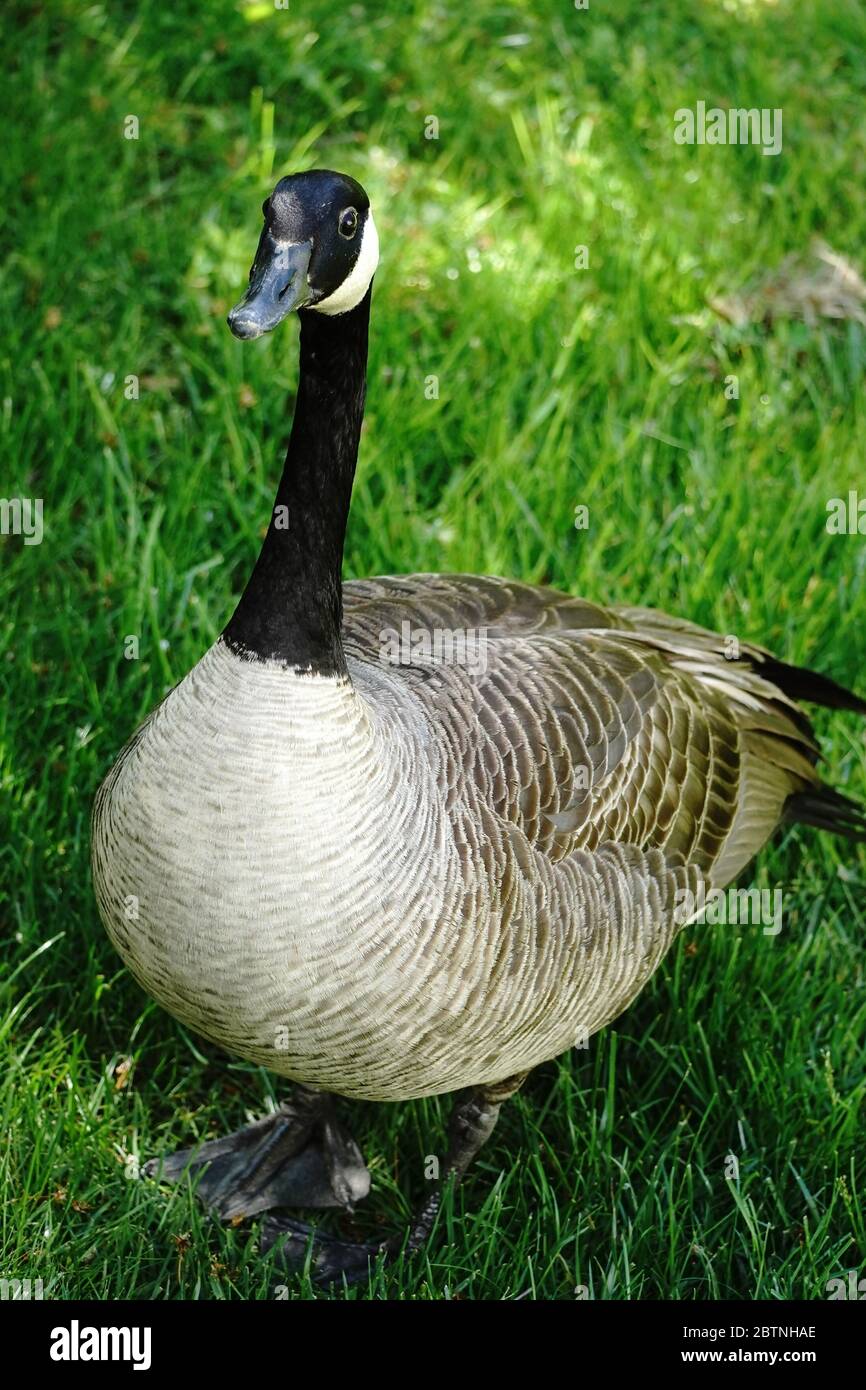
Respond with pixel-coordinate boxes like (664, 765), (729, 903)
(2, 0), (865, 1300)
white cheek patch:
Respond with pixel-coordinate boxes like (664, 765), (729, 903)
(312, 212), (380, 315)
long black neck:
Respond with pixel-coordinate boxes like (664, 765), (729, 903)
(223, 288), (371, 674)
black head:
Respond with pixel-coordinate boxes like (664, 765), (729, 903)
(227, 170), (378, 339)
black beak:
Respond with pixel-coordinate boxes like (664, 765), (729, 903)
(227, 232), (313, 340)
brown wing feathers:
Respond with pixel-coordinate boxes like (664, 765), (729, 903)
(343, 574), (866, 877)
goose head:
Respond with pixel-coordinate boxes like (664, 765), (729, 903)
(227, 169), (379, 339)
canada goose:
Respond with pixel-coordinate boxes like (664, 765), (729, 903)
(92, 169), (866, 1283)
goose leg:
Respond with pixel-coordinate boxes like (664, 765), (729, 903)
(401, 1070), (529, 1255)
(262, 1072), (528, 1284)
(142, 1086), (370, 1220)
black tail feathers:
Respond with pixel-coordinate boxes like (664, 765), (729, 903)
(763, 656), (866, 842)
(757, 655), (866, 717)
(786, 786), (866, 843)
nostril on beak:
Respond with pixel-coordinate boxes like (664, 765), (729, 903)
(227, 309), (260, 340)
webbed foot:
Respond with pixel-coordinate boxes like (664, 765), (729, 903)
(262, 1073), (530, 1286)
(142, 1089), (369, 1221)
(262, 1213), (387, 1285)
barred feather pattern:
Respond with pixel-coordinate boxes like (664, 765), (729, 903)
(92, 574), (823, 1101)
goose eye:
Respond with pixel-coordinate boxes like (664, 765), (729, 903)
(338, 207), (358, 239)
